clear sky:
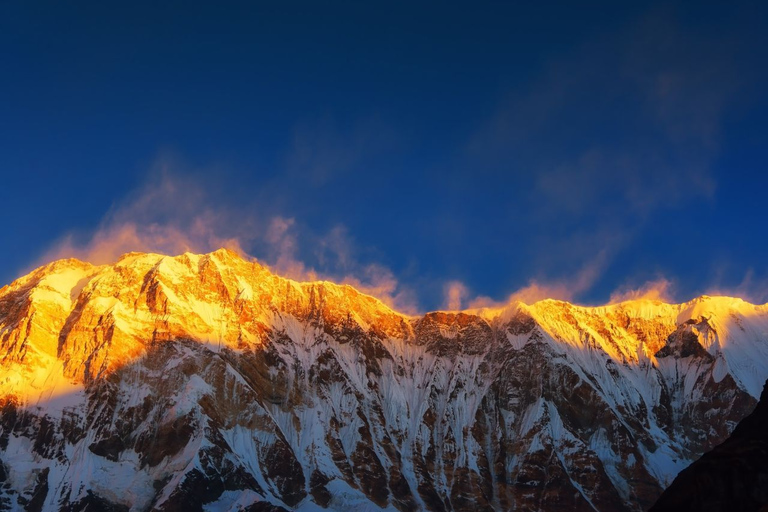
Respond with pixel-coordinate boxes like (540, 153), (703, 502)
(2, 1), (768, 311)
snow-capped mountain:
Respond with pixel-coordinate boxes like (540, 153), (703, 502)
(1, 249), (768, 511)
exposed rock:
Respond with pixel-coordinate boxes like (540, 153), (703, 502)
(651, 379), (768, 512)
(0, 250), (767, 511)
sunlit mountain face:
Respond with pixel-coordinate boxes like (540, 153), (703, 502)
(1, 249), (767, 511)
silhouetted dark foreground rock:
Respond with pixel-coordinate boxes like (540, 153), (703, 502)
(650, 379), (768, 512)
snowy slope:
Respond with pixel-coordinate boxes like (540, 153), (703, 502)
(0, 249), (766, 511)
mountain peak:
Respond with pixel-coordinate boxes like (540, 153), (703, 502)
(2, 250), (768, 510)
(3, 249), (767, 395)
(10, 249), (765, 321)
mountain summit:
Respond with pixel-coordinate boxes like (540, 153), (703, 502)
(1, 250), (768, 511)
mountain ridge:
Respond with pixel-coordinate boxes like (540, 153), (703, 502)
(1, 249), (768, 511)
(7, 247), (764, 320)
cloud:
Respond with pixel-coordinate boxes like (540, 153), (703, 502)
(260, 216), (418, 313)
(455, 251), (610, 309)
(467, 281), (573, 309)
(37, 164), (419, 313)
(443, 281), (468, 310)
(609, 278), (676, 304)
(30, 13), (760, 315)
(533, 148), (716, 218)
(45, 222), (245, 267)
(706, 269), (768, 305)
(34, 159), (764, 315)
(285, 116), (400, 186)
(262, 216), (317, 281)
(341, 265), (419, 315)
(40, 167), (254, 266)
(457, 9), (745, 305)
(608, 272), (768, 306)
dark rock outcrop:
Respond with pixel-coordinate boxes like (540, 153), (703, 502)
(651, 379), (768, 512)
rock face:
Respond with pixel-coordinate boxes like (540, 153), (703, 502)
(650, 379), (768, 512)
(0, 249), (767, 511)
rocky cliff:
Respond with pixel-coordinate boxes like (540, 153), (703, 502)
(650, 378), (768, 512)
(1, 249), (767, 511)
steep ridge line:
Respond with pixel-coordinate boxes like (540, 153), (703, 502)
(0, 249), (767, 511)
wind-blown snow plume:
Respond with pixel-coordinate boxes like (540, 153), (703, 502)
(706, 269), (768, 305)
(610, 278), (675, 303)
(462, 251), (610, 308)
(263, 216), (418, 313)
(30, 160), (759, 315)
(35, 164), (418, 313)
(39, 168), (253, 265)
(443, 281), (469, 310)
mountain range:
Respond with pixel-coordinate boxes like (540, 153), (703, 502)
(1, 249), (767, 511)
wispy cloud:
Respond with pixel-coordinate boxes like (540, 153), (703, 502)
(37, 163), (419, 313)
(40, 167), (254, 265)
(706, 269), (768, 305)
(460, 9), (743, 303)
(26, 8), (763, 313)
(33, 161), (764, 314)
(439, 251), (612, 309)
(285, 116), (399, 187)
(442, 280), (469, 310)
(609, 277), (676, 304)
(259, 215), (418, 313)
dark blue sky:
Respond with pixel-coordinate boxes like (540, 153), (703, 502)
(2, 1), (768, 310)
